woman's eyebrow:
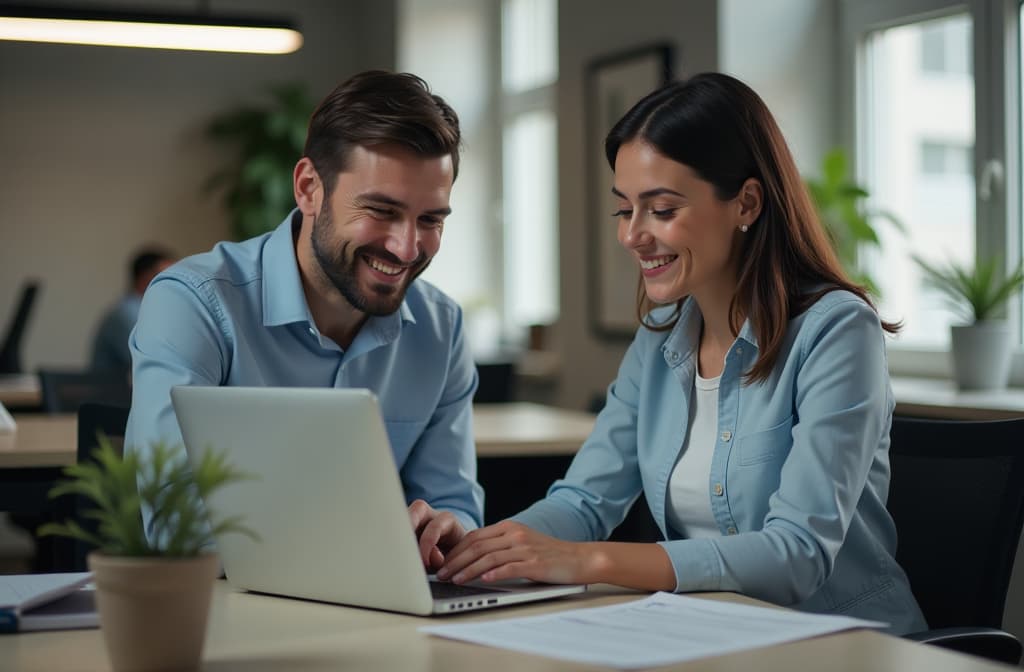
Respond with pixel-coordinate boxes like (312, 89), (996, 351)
(610, 186), (684, 200)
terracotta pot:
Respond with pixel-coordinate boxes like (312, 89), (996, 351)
(88, 552), (220, 672)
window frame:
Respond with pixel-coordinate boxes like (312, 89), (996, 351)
(839, 0), (1023, 383)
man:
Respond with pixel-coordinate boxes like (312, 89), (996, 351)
(89, 248), (175, 379)
(125, 71), (482, 566)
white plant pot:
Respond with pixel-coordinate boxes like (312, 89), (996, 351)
(950, 321), (1013, 390)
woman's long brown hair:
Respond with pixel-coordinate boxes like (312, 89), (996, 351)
(604, 72), (898, 383)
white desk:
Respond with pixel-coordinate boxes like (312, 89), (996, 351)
(0, 581), (1006, 672)
(892, 376), (1024, 420)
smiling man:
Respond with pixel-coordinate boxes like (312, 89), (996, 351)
(125, 71), (483, 560)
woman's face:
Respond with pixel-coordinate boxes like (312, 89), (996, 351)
(612, 140), (751, 305)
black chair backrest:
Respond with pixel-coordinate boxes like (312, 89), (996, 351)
(63, 402), (131, 571)
(888, 416), (1024, 630)
(0, 281), (40, 374)
(38, 368), (131, 414)
(474, 362), (516, 403)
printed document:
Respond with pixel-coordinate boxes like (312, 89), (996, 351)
(421, 592), (886, 669)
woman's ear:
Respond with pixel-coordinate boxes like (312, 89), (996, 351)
(294, 157), (322, 216)
(737, 178), (763, 228)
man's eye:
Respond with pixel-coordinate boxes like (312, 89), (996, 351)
(367, 206), (396, 217)
(419, 216), (443, 227)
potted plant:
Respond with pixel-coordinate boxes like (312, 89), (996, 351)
(805, 148), (903, 296)
(204, 82), (314, 240)
(40, 437), (255, 672)
(913, 255), (1024, 390)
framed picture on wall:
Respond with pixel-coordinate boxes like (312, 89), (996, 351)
(585, 43), (674, 339)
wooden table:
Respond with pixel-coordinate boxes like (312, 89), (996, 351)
(0, 403), (594, 471)
(0, 374), (41, 409)
(0, 581), (1006, 672)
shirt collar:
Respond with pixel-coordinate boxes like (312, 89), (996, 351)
(661, 297), (760, 366)
(260, 209), (417, 330)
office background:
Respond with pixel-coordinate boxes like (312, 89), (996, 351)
(1, 0), (1020, 647)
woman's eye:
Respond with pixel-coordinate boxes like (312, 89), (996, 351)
(611, 209), (632, 219)
(650, 208), (678, 219)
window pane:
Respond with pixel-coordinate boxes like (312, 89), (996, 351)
(861, 13), (975, 348)
(502, 0), (557, 92)
(503, 111), (558, 328)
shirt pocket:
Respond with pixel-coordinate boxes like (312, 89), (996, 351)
(736, 415), (794, 466)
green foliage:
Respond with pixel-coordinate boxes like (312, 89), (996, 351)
(913, 255), (1024, 324)
(805, 148), (903, 295)
(204, 83), (314, 240)
(39, 436), (257, 558)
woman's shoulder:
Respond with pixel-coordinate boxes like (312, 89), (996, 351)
(793, 287), (883, 342)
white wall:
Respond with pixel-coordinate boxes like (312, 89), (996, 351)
(718, 0), (839, 174)
(550, 0), (719, 410)
(0, 0), (395, 371)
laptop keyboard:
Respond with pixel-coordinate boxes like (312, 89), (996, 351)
(430, 581), (504, 599)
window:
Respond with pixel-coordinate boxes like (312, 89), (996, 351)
(842, 0), (1021, 376)
(397, 0), (558, 357)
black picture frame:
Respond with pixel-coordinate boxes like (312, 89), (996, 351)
(585, 43), (674, 339)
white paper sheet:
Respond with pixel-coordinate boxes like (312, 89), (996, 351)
(420, 592), (886, 669)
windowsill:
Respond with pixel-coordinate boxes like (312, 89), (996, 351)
(892, 375), (1024, 420)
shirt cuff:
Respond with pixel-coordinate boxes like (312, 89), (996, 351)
(657, 538), (724, 592)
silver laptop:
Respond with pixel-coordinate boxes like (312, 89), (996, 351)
(170, 385), (586, 615)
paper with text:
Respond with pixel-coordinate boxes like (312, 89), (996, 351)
(420, 592), (886, 669)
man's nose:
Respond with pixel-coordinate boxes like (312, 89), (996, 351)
(385, 220), (420, 265)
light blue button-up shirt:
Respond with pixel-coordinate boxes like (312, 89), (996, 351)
(125, 211), (484, 531)
(512, 290), (926, 634)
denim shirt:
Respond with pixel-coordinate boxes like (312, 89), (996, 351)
(125, 211), (484, 531)
(513, 291), (926, 634)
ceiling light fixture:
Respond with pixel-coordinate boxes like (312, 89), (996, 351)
(0, 4), (303, 55)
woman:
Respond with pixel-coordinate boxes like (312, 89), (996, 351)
(429, 72), (926, 633)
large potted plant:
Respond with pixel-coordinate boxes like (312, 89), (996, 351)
(805, 147), (903, 296)
(913, 255), (1024, 390)
(204, 83), (314, 240)
(40, 437), (254, 672)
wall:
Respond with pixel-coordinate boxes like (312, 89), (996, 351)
(0, 0), (395, 371)
(718, 0), (839, 173)
(551, 0), (719, 411)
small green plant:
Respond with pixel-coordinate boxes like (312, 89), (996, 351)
(39, 436), (256, 557)
(204, 82), (314, 241)
(805, 148), (903, 296)
(913, 255), (1024, 324)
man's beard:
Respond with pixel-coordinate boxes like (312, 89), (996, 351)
(310, 203), (430, 316)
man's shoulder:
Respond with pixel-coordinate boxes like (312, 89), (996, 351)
(160, 234), (269, 291)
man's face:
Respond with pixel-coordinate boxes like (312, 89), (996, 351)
(311, 144), (454, 316)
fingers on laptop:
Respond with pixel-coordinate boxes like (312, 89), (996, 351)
(440, 521), (579, 585)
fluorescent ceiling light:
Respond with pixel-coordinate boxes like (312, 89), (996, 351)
(0, 5), (303, 54)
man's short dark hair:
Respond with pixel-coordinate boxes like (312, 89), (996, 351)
(131, 248), (174, 285)
(303, 70), (462, 197)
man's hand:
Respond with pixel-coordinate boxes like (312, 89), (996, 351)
(408, 499), (467, 572)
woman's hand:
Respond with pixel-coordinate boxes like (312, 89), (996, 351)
(408, 499), (467, 572)
(437, 521), (596, 585)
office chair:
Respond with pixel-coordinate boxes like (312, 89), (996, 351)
(38, 368), (131, 414)
(474, 362), (516, 403)
(0, 281), (41, 374)
(888, 415), (1024, 664)
(56, 402), (132, 571)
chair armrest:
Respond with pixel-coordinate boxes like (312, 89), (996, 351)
(903, 626), (1022, 665)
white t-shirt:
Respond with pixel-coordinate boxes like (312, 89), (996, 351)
(665, 371), (721, 538)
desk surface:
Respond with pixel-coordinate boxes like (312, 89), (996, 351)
(892, 376), (1024, 420)
(0, 374), (41, 408)
(0, 403), (595, 469)
(1, 581), (1003, 672)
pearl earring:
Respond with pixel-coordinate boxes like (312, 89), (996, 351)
(740, 224), (749, 233)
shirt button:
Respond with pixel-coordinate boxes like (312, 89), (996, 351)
(727, 526), (737, 535)
(308, 327), (316, 336)
(713, 483), (723, 496)
(720, 430), (732, 442)
(736, 347), (743, 356)
(669, 352), (680, 362)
